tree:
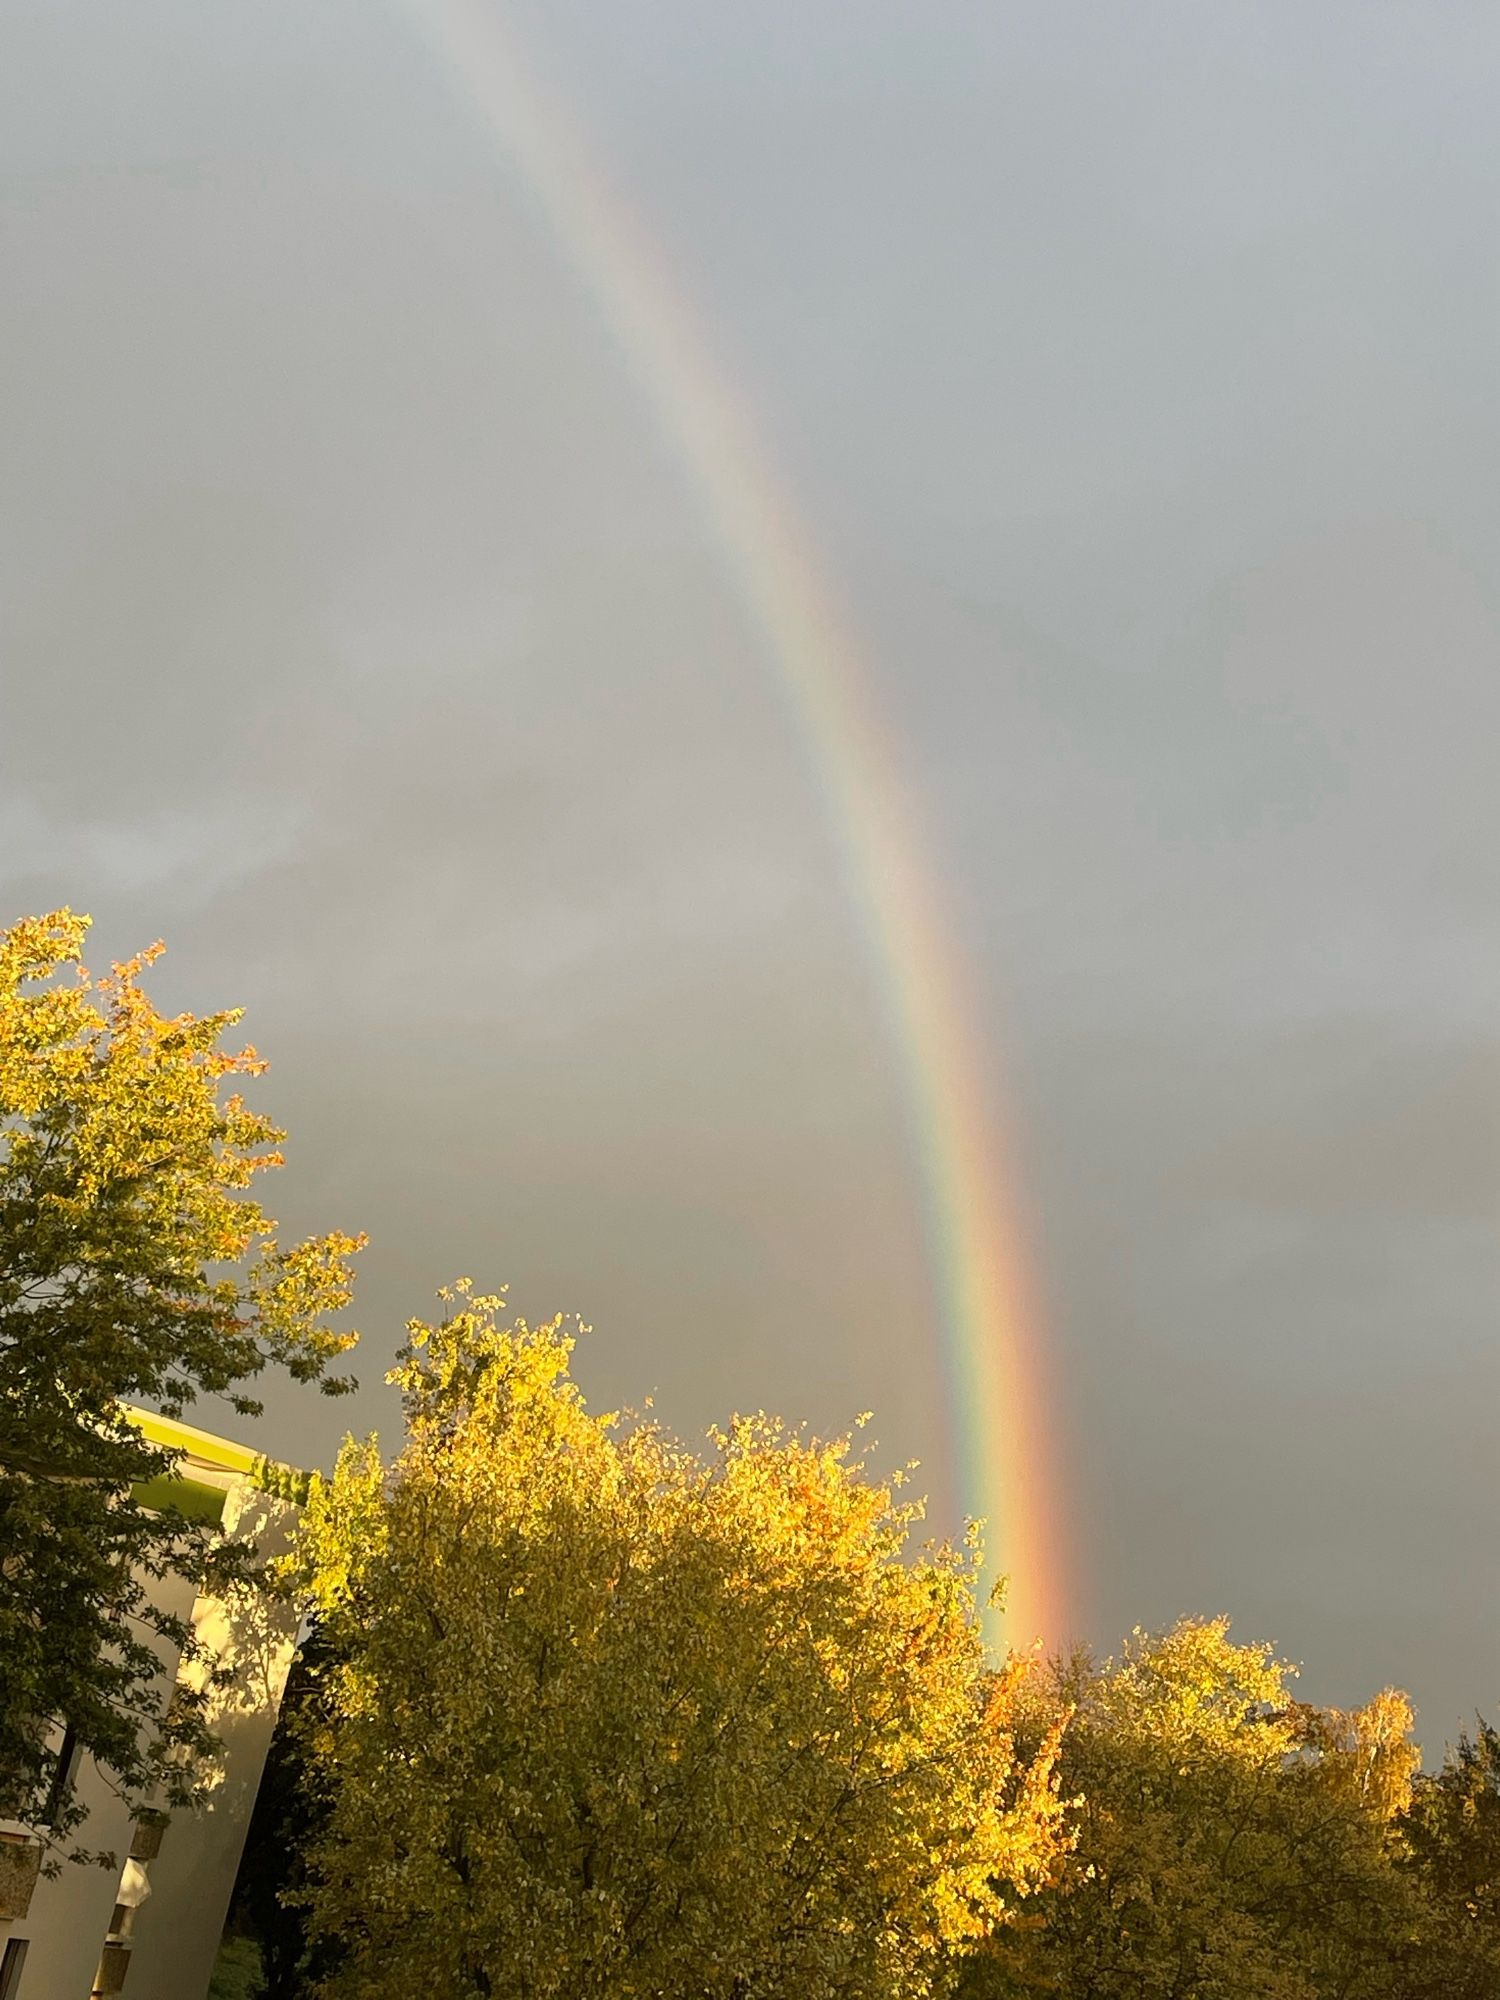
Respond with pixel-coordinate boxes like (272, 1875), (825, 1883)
(1398, 1719), (1500, 1997)
(0, 909), (362, 1853)
(958, 1618), (1424, 2000)
(291, 1285), (1070, 2000)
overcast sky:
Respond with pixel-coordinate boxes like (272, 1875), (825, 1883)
(2, 0), (1496, 1746)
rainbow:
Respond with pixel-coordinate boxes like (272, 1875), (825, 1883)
(391, 0), (1068, 1647)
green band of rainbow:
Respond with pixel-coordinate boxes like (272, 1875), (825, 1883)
(393, 0), (1068, 1647)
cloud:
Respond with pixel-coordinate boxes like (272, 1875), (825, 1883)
(0, 794), (314, 914)
(2, 0), (1497, 1738)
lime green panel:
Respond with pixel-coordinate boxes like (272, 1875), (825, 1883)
(131, 1473), (229, 1525)
(122, 1407), (259, 1476)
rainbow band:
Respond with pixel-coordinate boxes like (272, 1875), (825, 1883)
(393, 0), (1067, 1647)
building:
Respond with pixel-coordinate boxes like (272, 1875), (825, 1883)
(0, 1411), (306, 2000)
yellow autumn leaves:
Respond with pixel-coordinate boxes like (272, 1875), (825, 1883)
(290, 1285), (1071, 2000)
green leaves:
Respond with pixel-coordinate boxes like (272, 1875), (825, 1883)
(0, 909), (363, 1849)
(1398, 1722), (1500, 1997)
(959, 1621), (1429, 2000)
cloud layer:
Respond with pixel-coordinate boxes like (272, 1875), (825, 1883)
(3, 0), (1495, 1743)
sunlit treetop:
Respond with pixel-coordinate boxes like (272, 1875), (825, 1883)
(0, 908), (363, 1846)
(292, 1283), (1071, 2000)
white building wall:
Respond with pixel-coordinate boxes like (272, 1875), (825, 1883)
(6, 1567), (197, 2000)
(6, 1471), (300, 2000)
(122, 1485), (300, 2000)
(5, 1793), (125, 2000)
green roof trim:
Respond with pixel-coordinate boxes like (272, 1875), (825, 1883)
(119, 1407), (311, 1513)
(123, 1407), (260, 1475)
(131, 1472), (229, 1526)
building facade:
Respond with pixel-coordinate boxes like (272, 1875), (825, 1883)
(0, 1411), (304, 2000)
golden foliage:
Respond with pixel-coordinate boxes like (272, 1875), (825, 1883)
(293, 1286), (1070, 1999)
(960, 1619), (1428, 2000)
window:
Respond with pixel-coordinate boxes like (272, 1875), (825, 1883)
(0, 1937), (28, 2000)
(41, 1724), (80, 1828)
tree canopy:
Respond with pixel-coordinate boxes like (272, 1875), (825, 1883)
(8, 903), (1496, 2000)
(958, 1617), (1429, 2000)
(1399, 1720), (1500, 1998)
(290, 1284), (1069, 2000)
(0, 909), (362, 1849)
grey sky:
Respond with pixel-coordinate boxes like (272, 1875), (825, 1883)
(2, 0), (1495, 1745)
